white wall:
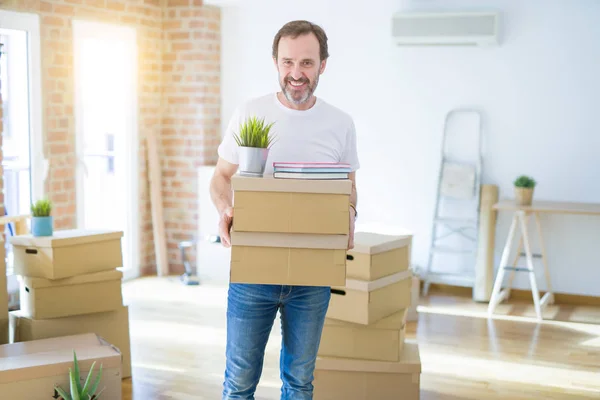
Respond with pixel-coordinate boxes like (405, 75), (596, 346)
(219, 0), (600, 296)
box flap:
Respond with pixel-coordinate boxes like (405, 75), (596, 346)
(316, 341), (421, 373)
(231, 231), (348, 249)
(9, 229), (124, 248)
(0, 333), (121, 383)
(325, 308), (407, 330)
(20, 270), (123, 289)
(232, 175), (352, 195)
(333, 269), (412, 292)
(350, 232), (412, 255)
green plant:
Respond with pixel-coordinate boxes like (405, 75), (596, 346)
(31, 198), (52, 217)
(54, 351), (105, 400)
(514, 175), (536, 188)
(233, 116), (276, 148)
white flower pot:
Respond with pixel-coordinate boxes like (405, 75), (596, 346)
(239, 146), (269, 177)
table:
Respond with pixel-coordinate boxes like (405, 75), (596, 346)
(487, 200), (600, 320)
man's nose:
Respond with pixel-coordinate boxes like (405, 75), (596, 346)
(290, 66), (303, 80)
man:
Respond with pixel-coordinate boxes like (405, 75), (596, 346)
(210, 20), (360, 400)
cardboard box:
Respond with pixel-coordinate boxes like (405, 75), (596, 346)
(19, 270), (123, 319)
(318, 309), (407, 362)
(0, 332), (122, 399)
(327, 270), (412, 325)
(313, 341), (421, 399)
(347, 232), (412, 281)
(9, 229), (124, 280)
(10, 305), (132, 378)
(231, 175), (352, 235)
(1, 275), (7, 345)
(230, 231), (347, 286)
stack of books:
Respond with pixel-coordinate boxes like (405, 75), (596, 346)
(273, 162), (351, 179)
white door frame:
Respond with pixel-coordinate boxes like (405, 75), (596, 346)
(0, 10), (45, 205)
(72, 19), (140, 280)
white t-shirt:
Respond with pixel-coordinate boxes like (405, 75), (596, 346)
(217, 93), (360, 176)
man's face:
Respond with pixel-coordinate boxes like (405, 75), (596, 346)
(274, 33), (326, 106)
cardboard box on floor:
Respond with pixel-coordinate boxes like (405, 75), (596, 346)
(19, 270), (124, 319)
(346, 232), (412, 281)
(327, 270), (412, 325)
(231, 175), (352, 235)
(9, 229), (124, 280)
(318, 309), (407, 362)
(230, 231), (347, 286)
(0, 332), (123, 400)
(10, 305), (132, 378)
(313, 341), (421, 400)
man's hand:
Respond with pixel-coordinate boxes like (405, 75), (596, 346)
(348, 207), (356, 250)
(219, 206), (234, 248)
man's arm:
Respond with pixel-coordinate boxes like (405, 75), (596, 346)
(210, 157), (238, 247)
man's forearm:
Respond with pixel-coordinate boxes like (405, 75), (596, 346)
(210, 173), (233, 215)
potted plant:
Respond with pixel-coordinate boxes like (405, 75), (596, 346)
(513, 175), (536, 205)
(30, 198), (53, 237)
(54, 351), (105, 400)
(234, 116), (276, 177)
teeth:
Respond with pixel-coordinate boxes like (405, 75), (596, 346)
(289, 81), (305, 86)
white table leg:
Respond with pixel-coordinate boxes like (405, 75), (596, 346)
(518, 211), (543, 320)
(487, 212), (519, 318)
(534, 212), (555, 306)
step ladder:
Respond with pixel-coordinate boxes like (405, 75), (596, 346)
(422, 109), (483, 296)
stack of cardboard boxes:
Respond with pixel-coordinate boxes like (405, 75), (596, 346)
(229, 175), (352, 286)
(7, 229), (132, 379)
(314, 232), (422, 399)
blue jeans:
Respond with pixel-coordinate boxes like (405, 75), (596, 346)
(222, 283), (331, 400)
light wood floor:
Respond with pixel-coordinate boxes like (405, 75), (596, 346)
(120, 274), (600, 399)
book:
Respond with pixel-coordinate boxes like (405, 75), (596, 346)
(273, 171), (349, 180)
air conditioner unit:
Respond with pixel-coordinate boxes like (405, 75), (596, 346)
(392, 10), (500, 46)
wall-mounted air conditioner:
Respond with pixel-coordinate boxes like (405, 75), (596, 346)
(392, 10), (500, 46)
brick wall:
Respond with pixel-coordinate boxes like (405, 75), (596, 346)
(0, 0), (221, 275)
(161, 2), (221, 273)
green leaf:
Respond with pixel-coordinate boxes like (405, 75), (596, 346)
(69, 368), (81, 400)
(73, 351), (82, 394)
(30, 198), (52, 217)
(513, 175), (536, 188)
(54, 386), (72, 400)
(88, 364), (103, 397)
(81, 361), (96, 397)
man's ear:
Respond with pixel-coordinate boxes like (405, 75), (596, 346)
(273, 56), (278, 69)
(319, 59), (327, 74)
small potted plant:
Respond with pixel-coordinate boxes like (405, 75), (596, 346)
(30, 198), (53, 237)
(513, 175), (536, 205)
(54, 351), (105, 400)
(234, 116), (276, 177)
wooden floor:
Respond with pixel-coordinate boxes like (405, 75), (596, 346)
(119, 275), (600, 399)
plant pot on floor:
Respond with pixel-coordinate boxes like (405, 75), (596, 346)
(31, 216), (53, 237)
(239, 146), (269, 177)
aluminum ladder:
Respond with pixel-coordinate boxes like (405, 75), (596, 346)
(422, 109), (483, 296)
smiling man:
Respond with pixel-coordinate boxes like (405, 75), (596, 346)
(210, 20), (360, 400)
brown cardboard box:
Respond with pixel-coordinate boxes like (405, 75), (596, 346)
(313, 341), (421, 399)
(10, 305), (132, 378)
(347, 232), (412, 281)
(1, 274), (7, 345)
(19, 270), (123, 319)
(0, 319), (7, 346)
(9, 229), (124, 279)
(231, 175), (352, 235)
(318, 309), (407, 362)
(0, 332), (122, 399)
(230, 231), (347, 286)
(327, 270), (412, 325)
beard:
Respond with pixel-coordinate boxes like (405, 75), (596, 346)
(279, 73), (319, 105)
